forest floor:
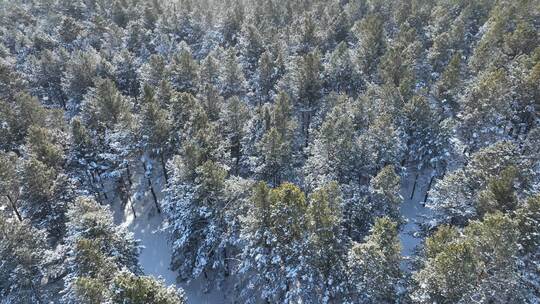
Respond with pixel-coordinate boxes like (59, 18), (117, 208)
(110, 161), (433, 302)
(110, 160), (229, 303)
(399, 166), (433, 271)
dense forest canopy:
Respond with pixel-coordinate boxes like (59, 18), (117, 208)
(0, 0), (539, 303)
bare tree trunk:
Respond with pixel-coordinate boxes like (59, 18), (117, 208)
(6, 195), (22, 222)
(160, 152), (169, 185)
(85, 169), (103, 205)
(93, 170), (108, 200)
(424, 175), (435, 203)
(126, 164), (133, 186)
(119, 176), (136, 218)
(410, 173), (419, 200)
(142, 160), (161, 213)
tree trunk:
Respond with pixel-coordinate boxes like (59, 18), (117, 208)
(6, 195), (22, 222)
(142, 160), (161, 213)
(424, 175), (435, 203)
(160, 152), (169, 185)
(410, 173), (418, 200)
(93, 170), (108, 200)
(85, 170), (103, 205)
(120, 176), (136, 218)
(126, 164), (133, 186)
(224, 247), (230, 277)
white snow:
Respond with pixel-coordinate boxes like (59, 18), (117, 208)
(399, 166), (433, 269)
(107, 160), (436, 301)
(110, 161), (232, 303)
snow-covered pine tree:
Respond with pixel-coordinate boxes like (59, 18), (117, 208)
(347, 217), (402, 303)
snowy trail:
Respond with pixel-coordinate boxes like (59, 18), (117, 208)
(399, 167), (433, 266)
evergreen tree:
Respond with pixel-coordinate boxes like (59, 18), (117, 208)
(304, 97), (358, 189)
(164, 159), (231, 284)
(352, 14), (385, 78)
(347, 217), (402, 303)
(358, 113), (404, 173)
(324, 42), (359, 95)
(0, 217), (50, 303)
(81, 78), (130, 133)
(403, 94), (450, 169)
(239, 23), (265, 73)
(304, 181), (347, 302)
(428, 141), (525, 225)
(0, 92), (59, 153)
(220, 48), (247, 99)
(220, 96), (250, 175)
(110, 271), (187, 304)
(62, 196), (140, 303)
(290, 50), (322, 147)
(62, 49), (109, 105)
(139, 54), (168, 87)
(30, 49), (68, 108)
(113, 50), (140, 98)
(369, 165), (402, 222)
(0, 152), (23, 221)
(256, 50), (276, 104)
(413, 212), (525, 303)
(139, 85), (174, 183)
(169, 42), (199, 94)
(240, 182), (309, 303)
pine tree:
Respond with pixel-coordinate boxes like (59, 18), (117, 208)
(113, 50), (140, 98)
(477, 165), (519, 217)
(26, 125), (65, 169)
(110, 271), (187, 304)
(240, 182), (309, 303)
(239, 23), (265, 73)
(220, 96), (250, 175)
(347, 217), (402, 303)
(62, 49), (108, 105)
(516, 195), (540, 255)
(369, 165), (402, 222)
(256, 127), (291, 186)
(31, 49), (68, 108)
(169, 42), (199, 94)
(221, 0), (244, 46)
(164, 159), (231, 284)
(324, 42), (359, 95)
(304, 98), (358, 189)
(199, 51), (221, 89)
(220, 48), (247, 99)
(403, 94), (450, 169)
(304, 181), (347, 302)
(428, 141), (524, 225)
(352, 13), (385, 78)
(139, 85), (174, 183)
(62, 196), (140, 303)
(435, 52), (462, 113)
(256, 51), (276, 104)
(82, 77), (131, 134)
(0, 217), (50, 303)
(139, 54), (168, 87)
(0, 92), (58, 153)
(358, 113), (404, 173)
(413, 212), (524, 303)
(290, 50), (322, 147)
(0, 152), (23, 221)
(459, 68), (514, 150)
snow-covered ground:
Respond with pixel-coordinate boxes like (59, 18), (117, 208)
(108, 161), (434, 302)
(399, 167), (433, 269)
(110, 161), (230, 303)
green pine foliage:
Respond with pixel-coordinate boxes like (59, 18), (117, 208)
(0, 0), (539, 303)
